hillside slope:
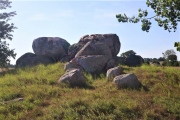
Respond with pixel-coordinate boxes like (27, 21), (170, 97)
(0, 63), (180, 120)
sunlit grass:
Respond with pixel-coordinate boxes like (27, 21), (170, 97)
(0, 63), (180, 119)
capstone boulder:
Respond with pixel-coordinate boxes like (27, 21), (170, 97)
(32, 37), (70, 60)
(75, 41), (112, 59)
(79, 34), (120, 57)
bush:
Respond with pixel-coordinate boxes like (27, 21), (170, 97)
(162, 60), (179, 66)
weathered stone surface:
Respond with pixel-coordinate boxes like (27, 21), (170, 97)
(58, 69), (87, 87)
(75, 41), (112, 59)
(106, 59), (117, 70)
(106, 66), (123, 81)
(32, 37), (70, 59)
(60, 55), (70, 62)
(16, 53), (53, 68)
(64, 62), (83, 72)
(113, 73), (142, 89)
(79, 34), (120, 57)
(124, 55), (144, 67)
(68, 43), (84, 60)
(71, 55), (109, 74)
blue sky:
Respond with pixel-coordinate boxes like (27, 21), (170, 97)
(7, 0), (180, 64)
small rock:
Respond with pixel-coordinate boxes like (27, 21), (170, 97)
(58, 69), (87, 87)
(113, 73), (142, 89)
(106, 66), (123, 81)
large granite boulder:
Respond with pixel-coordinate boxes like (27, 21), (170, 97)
(75, 41), (112, 59)
(59, 55), (70, 63)
(113, 73), (142, 89)
(32, 37), (70, 60)
(71, 55), (109, 74)
(106, 59), (117, 70)
(124, 55), (144, 67)
(68, 43), (84, 60)
(79, 34), (120, 57)
(16, 53), (53, 68)
(106, 66), (123, 81)
(58, 69), (87, 87)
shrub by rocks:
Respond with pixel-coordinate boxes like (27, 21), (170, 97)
(124, 55), (144, 67)
(114, 56), (125, 65)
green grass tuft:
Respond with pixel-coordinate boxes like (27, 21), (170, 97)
(0, 63), (180, 119)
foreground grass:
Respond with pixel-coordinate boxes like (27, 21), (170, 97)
(0, 63), (180, 120)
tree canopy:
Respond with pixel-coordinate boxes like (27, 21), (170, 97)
(121, 50), (136, 58)
(116, 0), (180, 32)
(162, 49), (176, 59)
(0, 0), (16, 67)
(116, 0), (180, 51)
(168, 54), (177, 61)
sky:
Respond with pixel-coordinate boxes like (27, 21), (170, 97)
(6, 0), (180, 64)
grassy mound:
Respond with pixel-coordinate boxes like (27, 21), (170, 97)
(0, 63), (180, 120)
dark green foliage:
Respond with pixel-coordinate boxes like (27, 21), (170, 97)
(158, 57), (165, 61)
(0, 0), (16, 68)
(162, 60), (179, 66)
(116, 0), (180, 51)
(121, 50), (136, 58)
(121, 50), (144, 66)
(116, 0), (180, 32)
(174, 42), (180, 51)
(162, 49), (176, 59)
(168, 54), (177, 61)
